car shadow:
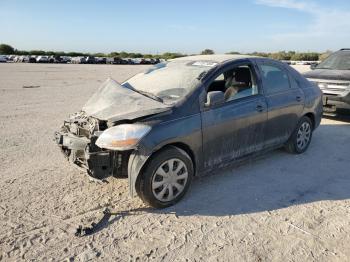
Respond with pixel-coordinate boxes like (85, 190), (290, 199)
(159, 122), (350, 217)
(83, 122), (350, 235)
(323, 112), (350, 123)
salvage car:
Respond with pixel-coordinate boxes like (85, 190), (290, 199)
(55, 55), (323, 208)
(304, 48), (350, 112)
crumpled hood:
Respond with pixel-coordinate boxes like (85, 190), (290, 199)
(304, 69), (350, 81)
(82, 78), (171, 122)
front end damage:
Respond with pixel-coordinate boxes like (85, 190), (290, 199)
(55, 78), (172, 197)
(55, 111), (131, 179)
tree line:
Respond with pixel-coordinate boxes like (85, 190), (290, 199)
(0, 44), (331, 61)
(0, 44), (186, 60)
(226, 50), (332, 61)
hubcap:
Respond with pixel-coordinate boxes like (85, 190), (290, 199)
(296, 122), (311, 150)
(152, 158), (188, 202)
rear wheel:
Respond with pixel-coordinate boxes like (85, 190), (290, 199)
(285, 116), (313, 154)
(136, 146), (193, 208)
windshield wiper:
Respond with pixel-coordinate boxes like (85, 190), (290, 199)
(132, 89), (163, 103)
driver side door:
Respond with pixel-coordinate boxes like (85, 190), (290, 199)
(200, 61), (268, 169)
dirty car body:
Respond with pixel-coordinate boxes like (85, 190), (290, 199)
(55, 55), (323, 208)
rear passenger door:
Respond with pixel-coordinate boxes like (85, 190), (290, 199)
(257, 61), (304, 147)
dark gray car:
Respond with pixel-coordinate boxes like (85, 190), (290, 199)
(55, 55), (323, 208)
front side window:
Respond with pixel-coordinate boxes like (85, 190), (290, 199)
(207, 64), (258, 102)
(260, 64), (290, 94)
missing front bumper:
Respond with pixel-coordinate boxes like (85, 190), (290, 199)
(55, 132), (131, 179)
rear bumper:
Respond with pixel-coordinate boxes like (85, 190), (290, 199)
(55, 131), (130, 179)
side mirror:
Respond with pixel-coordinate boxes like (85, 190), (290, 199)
(205, 91), (224, 107)
(310, 63), (317, 70)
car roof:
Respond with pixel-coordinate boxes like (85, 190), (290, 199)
(172, 54), (258, 63)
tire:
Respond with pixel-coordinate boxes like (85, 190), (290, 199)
(136, 146), (193, 208)
(285, 116), (313, 154)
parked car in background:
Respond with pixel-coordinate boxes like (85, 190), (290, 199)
(132, 58), (141, 65)
(107, 57), (122, 64)
(127, 58), (135, 64)
(16, 56), (29, 63)
(6, 55), (16, 62)
(84, 56), (96, 64)
(140, 58), (151, 64)
(61, 56), (71, 63)
(0, 55), (7, 63)
(13, 56), (22, 62)
(71, 57), (86, 64)
(27, 56), (36, 63)
(15, 56), (22, 62)
(96, 57), (107, 64)
(49, 56), (64, 63)
(304, 48), (350, 112)
(36, 56), (49, 63)
(55, 55), (322, 208)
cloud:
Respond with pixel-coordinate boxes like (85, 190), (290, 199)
(255, 0), (350, 50)
(256, 0), (314, 12)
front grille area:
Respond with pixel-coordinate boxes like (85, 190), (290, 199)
(309, 79), (350, 95)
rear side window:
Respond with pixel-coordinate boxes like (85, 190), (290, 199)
(260, 64), (290, 94)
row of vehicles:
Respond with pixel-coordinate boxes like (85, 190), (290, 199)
(0, 55), (162, 65)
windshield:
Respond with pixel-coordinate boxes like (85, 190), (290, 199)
(122, 60), (217, 104)
(317, 51), (350, 70)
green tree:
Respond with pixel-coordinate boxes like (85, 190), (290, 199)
(143, 54), (154, 59)
(291, 52), (319, 61)
(0, 44), (15, 54)
(29, 50), (47, 56)
(226, 51), (241, 55)
(92, 52), (106, 57)
(200, 49), (215, 55)
(119, 51), (129, 58)
(109, 52), (120, 57)
(319, 50), (332, 61)
(161, 52), (186, 60)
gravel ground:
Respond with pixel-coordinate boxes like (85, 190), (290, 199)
(0, 63), (349, 261)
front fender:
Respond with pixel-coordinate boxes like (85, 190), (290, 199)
(128, 149), (151, 197)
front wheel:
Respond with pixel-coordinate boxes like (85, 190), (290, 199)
(285, 116), (313, 154)
(136, 146), (193, 208)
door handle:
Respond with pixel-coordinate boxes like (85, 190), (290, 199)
(296, 96), (302, 102)
(256, 105), (264, 112)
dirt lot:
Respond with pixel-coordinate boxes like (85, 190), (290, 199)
(0, 63), (349, 261)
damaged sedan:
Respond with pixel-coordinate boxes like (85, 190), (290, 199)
(55, 55), (323, 208)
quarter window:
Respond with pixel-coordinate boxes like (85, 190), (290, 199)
(260, 64), (290, 94)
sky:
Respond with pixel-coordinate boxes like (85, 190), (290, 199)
(1, 0), (350, 54)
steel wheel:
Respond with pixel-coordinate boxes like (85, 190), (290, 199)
(151, 158), (188, 202)
(296, 121), (311, 150)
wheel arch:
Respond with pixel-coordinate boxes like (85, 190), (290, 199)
(141, 142), (196, 179)
(128, 142), (197, 198)
(303, 112), (316, 129)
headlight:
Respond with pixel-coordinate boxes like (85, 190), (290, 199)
(96, 124), (151, 150)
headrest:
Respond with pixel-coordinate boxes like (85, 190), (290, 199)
(234, 67), (251, 84)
